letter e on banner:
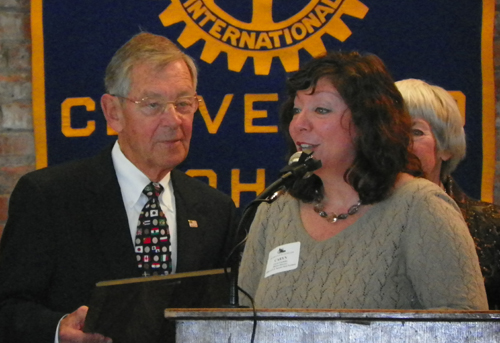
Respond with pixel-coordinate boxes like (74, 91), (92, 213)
(244, 93), (278, 133)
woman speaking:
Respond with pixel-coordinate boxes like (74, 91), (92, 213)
(238, 52), (487, 310)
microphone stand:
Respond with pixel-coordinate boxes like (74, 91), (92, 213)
(225, 153), (322, 307)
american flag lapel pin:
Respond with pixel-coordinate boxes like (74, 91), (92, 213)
(188, 220), (198, 228)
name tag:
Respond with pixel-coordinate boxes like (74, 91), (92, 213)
(264, 242), (300, 278)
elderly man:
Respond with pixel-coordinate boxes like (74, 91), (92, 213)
(0, 32), (237, 343)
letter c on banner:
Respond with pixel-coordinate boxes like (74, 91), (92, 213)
(61, 97), (96, 137)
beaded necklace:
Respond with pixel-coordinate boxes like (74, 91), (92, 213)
(313, 199), (362, 223)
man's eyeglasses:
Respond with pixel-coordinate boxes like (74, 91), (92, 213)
(111, 94), (201, 116)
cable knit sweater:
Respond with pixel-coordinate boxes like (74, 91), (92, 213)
(238, 178), (488, 310)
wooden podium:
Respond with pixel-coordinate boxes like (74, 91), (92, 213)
(164, 308), (500, 342)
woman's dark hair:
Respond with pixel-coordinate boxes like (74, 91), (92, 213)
(280, 51), (422, 204)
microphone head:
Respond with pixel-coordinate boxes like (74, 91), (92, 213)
(288, 151), (303, 165)
(281, 150), (321, 179)
(288, 150), (312, 165)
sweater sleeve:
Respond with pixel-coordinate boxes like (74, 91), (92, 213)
(403, 186), (488, 310)
(238, 202), (272, 307)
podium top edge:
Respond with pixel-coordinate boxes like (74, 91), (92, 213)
(164, 308), (500, 321)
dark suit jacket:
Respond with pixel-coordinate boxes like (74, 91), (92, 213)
(0, 146), (237, 343)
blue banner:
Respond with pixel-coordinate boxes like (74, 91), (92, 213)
(31, 0), (496, 206)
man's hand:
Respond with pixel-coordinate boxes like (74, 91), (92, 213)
(59, 306), (112, 343)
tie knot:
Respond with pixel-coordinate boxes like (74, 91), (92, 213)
(143, 182), (163, 198)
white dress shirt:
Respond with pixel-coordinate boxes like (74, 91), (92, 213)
(111, 141), (178, 273)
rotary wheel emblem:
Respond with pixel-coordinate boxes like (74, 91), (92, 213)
(159, 0), (369, 75)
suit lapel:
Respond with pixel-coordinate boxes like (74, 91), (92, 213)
(171, 170), (208, 273)
(82, 146), (141, 280)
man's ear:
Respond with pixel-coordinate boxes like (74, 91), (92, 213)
(101, 94), (124, 133)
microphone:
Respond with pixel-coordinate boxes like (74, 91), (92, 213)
(256, 150), (322, 200)
(279, 150), (322, 181)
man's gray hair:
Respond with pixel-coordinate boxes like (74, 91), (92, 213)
(104, 32), (198, 96)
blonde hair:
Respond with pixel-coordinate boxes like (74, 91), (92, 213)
(104, 32), (198, 96)
(395, 78), (466, 178)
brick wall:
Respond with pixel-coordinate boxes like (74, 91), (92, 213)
(0, 2), (498, 240)
(0, 0), (33, 238)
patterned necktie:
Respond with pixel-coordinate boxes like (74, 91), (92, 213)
(135, 182), (172, 276)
